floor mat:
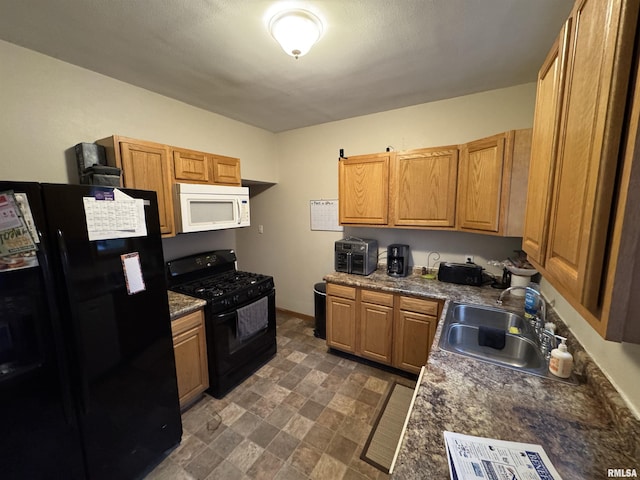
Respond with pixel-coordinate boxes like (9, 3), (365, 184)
(360, 382), (414, 473)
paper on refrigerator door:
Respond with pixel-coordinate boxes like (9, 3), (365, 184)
(121, 252), (146, 295)
(83, 189), (147, 241)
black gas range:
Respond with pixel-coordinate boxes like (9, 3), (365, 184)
(169, 266), (274, 314)
(167, 250), (276, 398)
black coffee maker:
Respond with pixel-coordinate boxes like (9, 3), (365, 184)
(387, 244), (410, 277)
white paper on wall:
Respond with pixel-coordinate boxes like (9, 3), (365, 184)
(310, 199), (343, 232)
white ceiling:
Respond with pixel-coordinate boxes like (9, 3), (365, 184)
(0, 0), (574, 133)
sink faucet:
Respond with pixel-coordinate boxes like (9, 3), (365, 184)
(497, 286), (556, 359)
(497, 285), (547, 333)
(539, 329), (558, 359)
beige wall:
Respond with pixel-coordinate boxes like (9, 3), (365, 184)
(542, 281), (640, 417)
(0, 40), (278, 185)
(236, 83), (537, 314)
(0, 39), (278, 259)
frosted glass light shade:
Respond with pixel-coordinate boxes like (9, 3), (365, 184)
(269, 9), (322, 58)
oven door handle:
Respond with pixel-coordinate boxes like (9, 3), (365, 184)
(212, 309), (237, 324)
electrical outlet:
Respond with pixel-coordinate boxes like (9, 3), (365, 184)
(258, 225), (264, 234)
(465, 254), (474, 264)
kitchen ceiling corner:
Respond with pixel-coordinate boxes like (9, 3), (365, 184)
(0, 0), (573, 133)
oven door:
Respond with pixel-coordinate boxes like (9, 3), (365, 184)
(204, 290), (276, 397)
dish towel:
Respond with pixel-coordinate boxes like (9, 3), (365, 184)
(236, 296), (269, 341)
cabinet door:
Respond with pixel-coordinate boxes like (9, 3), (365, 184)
(173, 149), (210, 183)
(120, 141), (174, 235)
(543, 0), (637, 309)
(211, 155), (242, 185)
(522, 24), (570, 264)
(359, 290), (394, 365)
(390, 147), (458, 227)
(457, 133), (507, 233)
(326, 295), (357, 354)
(393, 296), (440, 374)
(393, 310), (436, 374)
(171, 310), (209, 409)
(338, 153), (390, 225)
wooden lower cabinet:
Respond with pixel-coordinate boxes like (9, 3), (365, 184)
(326, 283), (441, 373)
(171, 309), (209, 409)
(359, 290), (394, 365)
(393, 296), (439, 374)
(326, 284), (357, 353)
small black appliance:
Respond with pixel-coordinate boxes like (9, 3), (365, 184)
(438, 262), (488, 286)
(387, 244), (410, 277)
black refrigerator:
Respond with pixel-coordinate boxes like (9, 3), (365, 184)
(0, 182), (182, 480)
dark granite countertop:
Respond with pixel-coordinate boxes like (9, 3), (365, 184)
(323, 270), (640, 479)
(167, 290), (207, 320)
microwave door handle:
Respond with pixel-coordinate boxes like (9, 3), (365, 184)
(236, 199), (241, 225)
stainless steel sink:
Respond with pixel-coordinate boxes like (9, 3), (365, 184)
(445, 324), (545, 370)
(439, 302), (577, 384)
(450, 303), (530, 333)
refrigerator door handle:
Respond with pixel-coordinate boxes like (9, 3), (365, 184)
(56, 228), (91, 414)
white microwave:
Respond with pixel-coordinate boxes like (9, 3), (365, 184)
(174, 183), (250, 233)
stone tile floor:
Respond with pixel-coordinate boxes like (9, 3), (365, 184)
(145, 311), (416, 480)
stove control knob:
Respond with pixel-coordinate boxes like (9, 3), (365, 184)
(233, 295), (240, 304)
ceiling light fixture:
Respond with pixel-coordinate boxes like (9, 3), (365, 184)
(268, 8), (323, 59)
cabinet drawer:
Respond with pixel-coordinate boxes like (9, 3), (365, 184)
(171, 309), (205, 337)
(398, 296), (439, 316)
(361, 289), (394, 307)
(327, 283), (356, 300)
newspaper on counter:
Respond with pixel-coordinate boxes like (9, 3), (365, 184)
(444, 431), (563, 480)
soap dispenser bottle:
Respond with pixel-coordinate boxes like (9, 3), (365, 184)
(549, 336), (573, 378)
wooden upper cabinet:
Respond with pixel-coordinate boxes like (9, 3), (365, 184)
(173, 149), (210, 183)
(457, 133), (505, 233)
(541, 0), (637, 309)
(339, 153), (390, 225)
(522, 23), (570, 265)
(337, 137), (528, 234)
(211, 154), (241, 186)
(172, 149), (241, 186)
(120, 141), (174, 236)
(98, 135), (244, 238)
(98, 136), (175, 236)
(390, 147), (458, 227)
(457, 130), (532, 236)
